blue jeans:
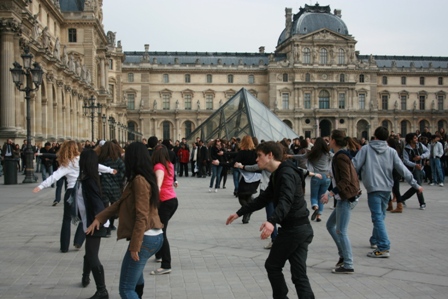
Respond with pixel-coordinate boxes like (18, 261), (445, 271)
(119, 234), (163, 299)
(368, 191), (391, 252)
(209, 165), (222, 188)
(326, 200), (357, 269)
(42, 165), (53, 181)
(232, 168), (240, 192)
(310, 176), (331, 215)
(430, 158), (444, 184)
(265, 198), (278, 241)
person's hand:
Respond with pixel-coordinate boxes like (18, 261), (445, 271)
(86, 219), (100, 235)
(415, 164), (422, 170)
(130, 251), (139, 262)
(112, 169), (117, 175)
(320, 193), (329, 204)
(33, 187), (41, 193)
(174, 181), (178, 188)
(211, 160), (219, 166)
(417, 186), (424, 194)
(315, 173), (323, 179)
(260, 221), (274, 240)
(226, 213), (239, 225)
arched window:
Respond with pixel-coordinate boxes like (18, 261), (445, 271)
(401, 120), (408, 136)
(338, 48), (345, 64)
(163, 121), (170, 140)
(382, 120), (389, 129)
(185, 121), (193, 137)
(320, 48), (328, 65)
(318, 90), (330, 109)
(303, 48), (311, 64)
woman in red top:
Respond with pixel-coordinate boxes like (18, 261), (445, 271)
(177, 143), (190, 177)
(150, 144), (178, 275)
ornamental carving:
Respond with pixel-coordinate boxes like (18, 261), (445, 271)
(46, 72), (54, 83)
(56, 80), (64, 87)
(0, 18), (22, 35)
(64, 85), (72, 92)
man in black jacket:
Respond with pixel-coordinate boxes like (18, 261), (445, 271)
(226, 141), (314, 299)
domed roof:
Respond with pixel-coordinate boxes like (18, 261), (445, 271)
(278, 4), (349, 46)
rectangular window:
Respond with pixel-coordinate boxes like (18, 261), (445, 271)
(68, 28), (77, 42)
(359, 94), (366, 110)
(228, 74), (234, 83)
(401, 121), (408, 136)
(320, 49), (327, 65)
(127, 94), (135, 110)
(207, 74), (212, 83)
(438, 77), (443, 85)
(401, 95), (407, 110)
(338, 93), (345, 109)
(438, 95), (444, 110)
(304, 93), (311, 109)
(206, 94), (213, 110)
(382, 95), (388, 110)
(401, 76), (407, 85)
(382, 76), (388, 85)
(108, 59), (113, 70)
(163, 94), (170, 110)
(420, 77), (425, 85)
(419, 95), (425, 110)
(282, 73), (288, 82)
(248, 75), (254, 84)
(282, 93), (289, 110)
(128, 73), (134, 82)
(185, 74), (191, 83)
(338, 49), (345, 65)
(184, 94), (192, 110)
(163, 74), (169, 83)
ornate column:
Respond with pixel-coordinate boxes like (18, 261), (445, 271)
(34, 82), (43, 141)
(45, 75), (55, 141)
(100, 55), (106, 90)
(0, 19), (21, 134)
(54, 80), (64, 140)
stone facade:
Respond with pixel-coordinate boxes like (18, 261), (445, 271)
(1, 2), (447, 144)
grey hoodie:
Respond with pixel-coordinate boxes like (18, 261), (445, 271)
(352, 140), (419, 193)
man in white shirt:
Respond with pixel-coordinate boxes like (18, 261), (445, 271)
(429, 134), (444, 186)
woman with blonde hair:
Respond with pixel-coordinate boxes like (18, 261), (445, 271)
(33, 140), (116, 253)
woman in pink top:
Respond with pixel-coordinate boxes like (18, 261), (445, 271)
(149, 144), (178, 275)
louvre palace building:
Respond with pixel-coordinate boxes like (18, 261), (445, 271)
(1, 1), (447, 144)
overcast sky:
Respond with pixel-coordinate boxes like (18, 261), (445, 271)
(102, 0), (447, 57)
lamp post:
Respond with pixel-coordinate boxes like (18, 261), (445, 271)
(10, 46), (44, 183)
(117, 122), (121, 145)
(108, 116), (114, 140)
(101, 114), (107, 140)
(82, 96), (102, 142)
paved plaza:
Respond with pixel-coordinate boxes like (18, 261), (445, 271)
(0, 172), (447, 299)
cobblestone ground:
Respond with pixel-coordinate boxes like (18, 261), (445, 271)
(0, 173), (447, 298)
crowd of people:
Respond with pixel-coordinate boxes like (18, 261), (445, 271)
(0, 125), (446, 298)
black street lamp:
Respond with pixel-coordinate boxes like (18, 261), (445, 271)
(82, 96), (102, 142)
(108, 116), (115, 140)
(10, 46), (44, 183)
(101, 114), (107, 139)
(117, 122), (121, 145)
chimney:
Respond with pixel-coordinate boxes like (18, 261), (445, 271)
(334, 9), (342, 18)
(259, 46), (265, 53)
(285, 8), (292, 39)
(144, 44), (149, 53)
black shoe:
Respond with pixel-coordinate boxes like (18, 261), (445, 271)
(90, 265), (108, 299)
(135, 284), (144, 299)
(332, 267), (354, 274)
(311, 208), (318, 221)
(52, 201), (58, 206)
(335, 257), (344, 267)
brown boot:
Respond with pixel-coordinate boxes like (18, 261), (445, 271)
(391, 202), (403, 213)
(387, 201), (394, 211)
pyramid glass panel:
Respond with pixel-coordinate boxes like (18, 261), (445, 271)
(186, 88), (298, 143)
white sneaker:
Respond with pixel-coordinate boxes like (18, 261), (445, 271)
(214, 189), (218, 193)
(429, 183), (435, 186)
(208, 188), (212, 193)
(264, 241), (273, 249)
(439, 183), (444, 187)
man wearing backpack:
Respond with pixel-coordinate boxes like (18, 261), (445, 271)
(395, 133), (430, 211)
(352, 127), (422, 258)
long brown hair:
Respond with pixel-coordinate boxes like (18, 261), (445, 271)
(57, 140), (80, 167)
(307, 137), (329, 163)
(97, 141), (122, 163)
(151, 144), (172, 176)
(330, 130), (358, 151)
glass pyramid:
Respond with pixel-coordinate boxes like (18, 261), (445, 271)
(186, 88), (299, 142)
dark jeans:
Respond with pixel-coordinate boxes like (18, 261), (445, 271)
(400, 168), (425, 205)
(265, 224), (314, 299)
(85, 235), (102, 269)
(197, 161), (206, 177)
(54, 177), (67, 203)
(265, 199), (278, 241)
(179, 162), (188, 176)
(155, 198), (178, 269)
(61, 188), (85, 252)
